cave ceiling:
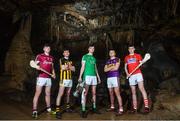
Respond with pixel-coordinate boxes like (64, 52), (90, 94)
(0, 0), (180, 47)
(0, 0), (179, 72)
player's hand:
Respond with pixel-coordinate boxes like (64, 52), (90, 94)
(78, 77), (82, 83)
(126, 73), (130, 79)
(98, 78), (101, 84)
(51, 74), (56, 79)
(36, 66), (41, 70)
(62, 65), (68, 70)
(69, 66), (75, 71)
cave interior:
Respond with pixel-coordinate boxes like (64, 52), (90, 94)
(0, 0), (180, 120)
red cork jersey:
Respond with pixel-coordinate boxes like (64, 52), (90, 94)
(125, 53), (142, 75)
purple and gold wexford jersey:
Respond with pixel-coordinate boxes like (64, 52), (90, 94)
(106, 57), (120, 78)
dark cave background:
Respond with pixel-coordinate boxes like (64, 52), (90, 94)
(0, 0), (180, 119)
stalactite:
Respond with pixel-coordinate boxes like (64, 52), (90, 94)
(5, 13), (33, 90)
(50, 8), (53, 41)
(167, 0), (179, 17)
(172, 0), (179, 16)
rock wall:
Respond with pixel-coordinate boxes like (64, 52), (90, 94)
(5, 13), (34, 90)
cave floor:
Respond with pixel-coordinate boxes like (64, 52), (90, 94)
(0, 96), (179, 120)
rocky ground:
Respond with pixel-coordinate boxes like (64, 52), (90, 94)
(0, 89), (179, 120)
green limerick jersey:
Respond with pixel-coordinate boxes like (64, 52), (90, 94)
(82, 54), (96, 79)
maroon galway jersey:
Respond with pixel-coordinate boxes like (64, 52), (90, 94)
(35, 53), (54, 78)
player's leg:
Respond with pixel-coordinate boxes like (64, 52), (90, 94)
(56, 85), (65, 119)
(45, 86), (51, 112)
(114, 87), (123, 114)
(130, 85), (137, 112)
(107, 88), (115, 111)
(66, 80), (72, 104)
(32, 77), (45, 118)
(81, 76), (91, 113)
(91, 76), (100, 114)
(45, 78), (52, 112)
(81, 84), (89, 118)
(33, 86), (43, 111)
(56, 82), (65, 106)
(65, 86), (73, 112)
(92, 85), (96, 109)
(113, 77), (123, 115)
(32, 85), (43, 118)
(137, 74), (149, 113)
(106, 77), (115, 111)
(129, 75), (138, 113)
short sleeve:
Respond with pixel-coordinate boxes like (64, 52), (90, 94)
(94, 57), (96, 63)
(105, 59), (109, 65)
(124, 56), (127, 63)
(117, 58), (120, 63)
(82, 55), (86, 63)
(137, 54), (142, 61)
(51, 56), (54, 63)
(35, 54), (41, 63)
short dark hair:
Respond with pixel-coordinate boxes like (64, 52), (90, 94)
(63, 48), (69, 52)
(108, 48), (115, 51)
(88, 43), (95, 48)
(128, 44), (134, 48)
(43, 43), (50, 47)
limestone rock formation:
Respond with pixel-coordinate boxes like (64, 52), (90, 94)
(5, 14), (34, 90)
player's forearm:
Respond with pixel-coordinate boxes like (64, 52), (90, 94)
(71, 66), (75, 72)
(52, 69), (55, 75)
(111, 64), (120, 71)
(79, 66), (84, 79)
(95, 65), (101, 80)
(104, 66), (113, 72)
(124, 64), (129, 75)
(61, 65), (68, 71)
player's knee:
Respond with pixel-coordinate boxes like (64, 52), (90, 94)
(109, 91), (113, 95)
(92, 92), (96, 96)
(35, 91), (41, 96)
(131, 90), (136, 95)
(45, 93), (51, 96)
(84, 92), (88, 96)
(67, 91), (71, 96)
(59, 92), (64, 97)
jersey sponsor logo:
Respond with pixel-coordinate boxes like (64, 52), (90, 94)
(127, 58), (136, 64)
(43, 60), (52, 65)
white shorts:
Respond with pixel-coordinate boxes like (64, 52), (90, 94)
(60, 79), (73, 87)
(129, 73), (143, 86)
(107, 77), (119, 88)
(36, 77), (52, 87)
(85, 76), (97, 85)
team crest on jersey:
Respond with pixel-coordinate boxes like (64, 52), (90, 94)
(127, 58), (136, 64)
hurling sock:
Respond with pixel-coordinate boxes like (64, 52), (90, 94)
(144, 99), (149, 108)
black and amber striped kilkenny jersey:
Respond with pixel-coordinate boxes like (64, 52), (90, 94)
(60, 57), (73, 81)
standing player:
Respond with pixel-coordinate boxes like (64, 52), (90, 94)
(104, 49), (123, 115)
(32, 44), (56, 118)
(78, 44), (101, 118)
(56, 49), (75, 119)
(124, 45), (149, 113)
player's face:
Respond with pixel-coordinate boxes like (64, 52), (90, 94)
(88, 46), (95, 53)
(128, 46), (135, 54)
(43, 46), (51, 53)
(109, 50), (116, 57)
(63, 50), (70, 57)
